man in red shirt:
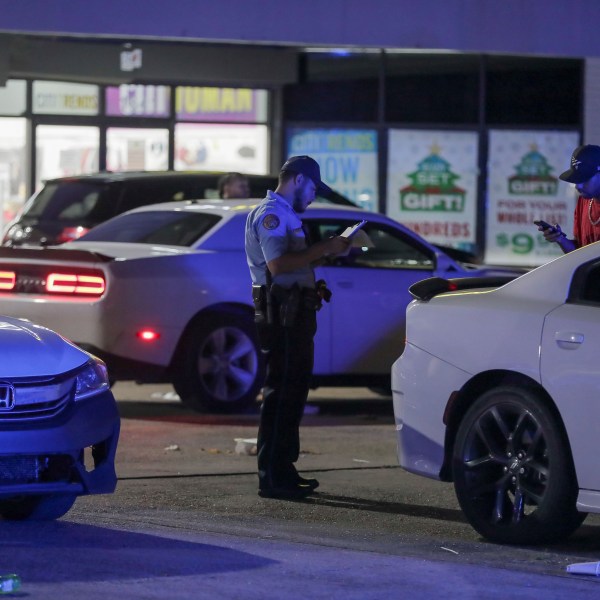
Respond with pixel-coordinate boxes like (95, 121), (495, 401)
(540, 144), (600, 252)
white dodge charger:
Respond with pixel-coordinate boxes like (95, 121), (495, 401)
(392, 241), (600, 544)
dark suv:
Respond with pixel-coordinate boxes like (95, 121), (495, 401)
(3, 171), (355, 247)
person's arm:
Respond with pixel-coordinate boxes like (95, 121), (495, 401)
(556, 236), (577, 253)
(268, 237), (351, 276)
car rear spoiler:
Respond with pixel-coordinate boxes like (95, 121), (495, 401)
(0, 246), (113, 263)
(409, 275), (518, 301)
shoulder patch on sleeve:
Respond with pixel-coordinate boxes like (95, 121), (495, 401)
(263, 214), (280, 230)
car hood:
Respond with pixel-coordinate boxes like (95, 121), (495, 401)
(64, 241), (199, 260)
(0, 316), (89, 378)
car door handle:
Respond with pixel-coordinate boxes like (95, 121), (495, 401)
(555, 331), (584, 348)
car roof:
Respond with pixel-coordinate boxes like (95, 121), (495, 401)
(39, 171), (357, 207)
(121, 198), (367, 220)
(42, 171), (278, 185)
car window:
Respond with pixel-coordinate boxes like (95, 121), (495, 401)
(117, 181), (201, 213)
(306, 219), (434, 269)
(25, 182), (110, 220)
(569, 260), (600, 304)
(77, 211), (221, 246)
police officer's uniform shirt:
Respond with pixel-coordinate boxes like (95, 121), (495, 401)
(245, 191), (315, 289)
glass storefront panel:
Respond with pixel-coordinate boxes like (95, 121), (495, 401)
(0, 80), (27, 116)
(174, 123), (268, 174)
(484, 129), (579, 266)
(386, 129), (479, 253)
(107, 128), (169, 171)
(0, 117), (27, 228)
(385, 53), (480, 124)
(284, 51), (379, 122)
(286, 127), (378, 211)
(486, 57), (582, 125)
(35, 125), (99, 189)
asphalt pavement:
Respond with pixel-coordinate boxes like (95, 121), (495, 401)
(3, 383), (600, 599)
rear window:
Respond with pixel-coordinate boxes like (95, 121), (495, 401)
(25, 182), (112, 221)
(77, 211), (221, 247)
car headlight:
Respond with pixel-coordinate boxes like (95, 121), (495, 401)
(74, 359), (110, 401)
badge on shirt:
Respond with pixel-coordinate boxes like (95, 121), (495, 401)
(263, 214), (280, 230)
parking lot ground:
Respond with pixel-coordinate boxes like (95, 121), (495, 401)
(4, 383), (600, 599)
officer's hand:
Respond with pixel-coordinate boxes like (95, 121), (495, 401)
(325, 235), (352, 256)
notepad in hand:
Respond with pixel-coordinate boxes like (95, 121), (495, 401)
(340, 220), (367, 238)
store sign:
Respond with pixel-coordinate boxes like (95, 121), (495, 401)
(485, 130), (579, 266)
(32, 81), (99, 116)
(105, 85), (170, 117)
(387, 129), (478, 249)
(175, 87), (267, 122)
(287, 128), (378, 211)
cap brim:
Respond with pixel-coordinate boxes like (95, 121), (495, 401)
(559, 167), (596, 183)
(317, 181), (333, 196)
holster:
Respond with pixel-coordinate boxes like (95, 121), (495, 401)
(252, 284), (274, 353)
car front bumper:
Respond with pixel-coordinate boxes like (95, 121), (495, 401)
(0, 389), (120, 498)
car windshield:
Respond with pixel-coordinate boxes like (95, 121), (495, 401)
(25, 181), (110, 220)
(77, 211), (221, 246)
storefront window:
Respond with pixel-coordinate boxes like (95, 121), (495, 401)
(286, 127), (378, 211)
(284, 51), (380, 122)
(174, 123), (268, 174)
(35, 125), (99, 189)
(107, 128), (169, 171)
(385, 53), (480, 124)
(486, 57), (582, 125)
(0, 80), (26, 116)
(0, 117), (27, 227)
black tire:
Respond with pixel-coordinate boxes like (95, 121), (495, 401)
(172, 313), (264, 413)
(452, 385), (585, 545)
(0, 494), (76, 520)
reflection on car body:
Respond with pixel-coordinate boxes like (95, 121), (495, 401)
(392, 241), (600, 544)
(0, 199), (521, 414)
(0, 316), (119, 520)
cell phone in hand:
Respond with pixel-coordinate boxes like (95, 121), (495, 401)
(534, 220), (556, 233)
(534, 220), (566, 238)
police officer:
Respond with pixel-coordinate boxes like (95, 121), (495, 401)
(245, 156), (351, 499)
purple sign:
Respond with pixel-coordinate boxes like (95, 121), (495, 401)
(105, 85), (170, 117)
(175, 87), (267, 123)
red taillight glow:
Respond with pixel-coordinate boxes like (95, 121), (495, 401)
(0, 271), (16, 290)
(56, 226), (90, 243)
(136, 329), (160, 342)
(46, 273), (105, 296)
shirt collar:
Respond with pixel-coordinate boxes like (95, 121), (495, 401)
(267, 190), (296, 215)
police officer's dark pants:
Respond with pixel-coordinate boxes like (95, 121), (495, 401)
(257, 305), (317, 489)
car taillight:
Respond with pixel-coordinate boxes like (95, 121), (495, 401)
(46, 273), (105, 296)
(56, 226), (89, 243)
(0, 271), (16, 290)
